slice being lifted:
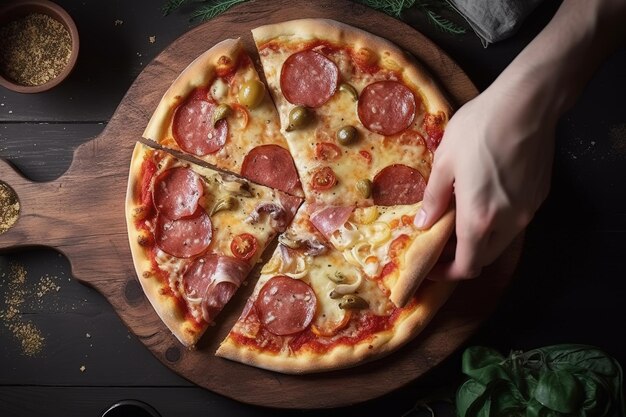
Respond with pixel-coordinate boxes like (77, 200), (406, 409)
(252, 19), (452, 206)
(216, 202), (455, 373)
(126, 143), (301, 347)
(143, 38), (302, 196)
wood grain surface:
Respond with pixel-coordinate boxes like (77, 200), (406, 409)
(0, 0), (520, 408)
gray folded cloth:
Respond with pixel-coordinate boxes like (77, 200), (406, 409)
(448, 0), (544, 46)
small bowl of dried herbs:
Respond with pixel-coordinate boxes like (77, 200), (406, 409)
(0, 0), (79, 93)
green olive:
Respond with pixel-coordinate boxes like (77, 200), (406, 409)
(212, 103), (232, 126)
(339, 82), (358, 101)
(238, 79), (265, 108)
(339, 295), (369, 310)
(210, 196), (236, 216)
(286, 106), (312, 132)
(355, 179), (373, 198)
(336, 125), (358, 145)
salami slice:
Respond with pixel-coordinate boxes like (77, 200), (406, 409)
(310, 205), (355, 240)
(280, 50), (339, 108)
(152, 167), (204, 220)
(173, 87), (228, 156)
(372, 164), (426, 206)
(155, 209), (212, 258)
(241, 145), (301, 194)
(256, 276), (317, 336)
(357, 80), (417, 136)
(183, 254), (249, 322)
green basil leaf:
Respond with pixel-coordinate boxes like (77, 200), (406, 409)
(541, 345), (619, 377)
(491, 383), (525, 415)
(534, 370), (584, 413)
(576, 372), (612, 416)
(462, 347), (511, 385)
(457, 379), (487, 417)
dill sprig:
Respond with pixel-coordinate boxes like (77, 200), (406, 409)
(190, 0), (248, 21)
(161, 0), (467, 35)
(353, 0), (416, 18)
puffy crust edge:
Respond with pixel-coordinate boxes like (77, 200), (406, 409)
(125, 142), (205, 348)
(215, 279), (455, 374)
(251, 18), (453, 117)
(143, 38), (242, 142)
(390, 206), (456, 307)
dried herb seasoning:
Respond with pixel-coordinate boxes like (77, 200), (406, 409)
(0, 13), (72, 86)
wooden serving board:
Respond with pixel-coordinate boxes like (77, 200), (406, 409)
(0, 0), (521, 408)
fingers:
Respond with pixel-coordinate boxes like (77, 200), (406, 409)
(414, 159), (454, 230)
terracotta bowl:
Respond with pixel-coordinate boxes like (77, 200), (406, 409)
(0, 0), (79, 93)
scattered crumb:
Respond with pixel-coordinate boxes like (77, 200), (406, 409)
(1, 264), (63, 357)
(114, 19), (123, 26)
(79, 365), (86, 372)
(149, 36), (156, 44)
(8, 110), (12, 114)
(86, 333), (91, 338)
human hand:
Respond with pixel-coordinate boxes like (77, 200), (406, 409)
(414, 78), (557, 280)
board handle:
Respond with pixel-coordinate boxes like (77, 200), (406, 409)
(0, 158), (74, 252)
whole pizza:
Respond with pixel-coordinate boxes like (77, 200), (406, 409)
(126, 18), (456, 374)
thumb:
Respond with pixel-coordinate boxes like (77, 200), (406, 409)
(415, 161), (454, 230)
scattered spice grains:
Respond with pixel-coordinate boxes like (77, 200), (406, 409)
(1, 263), (45, 356)
(0, 182), (20, 235)
(0, 13), (72, 86)
(0, 262), (63, 357)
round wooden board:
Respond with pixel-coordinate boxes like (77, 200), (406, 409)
(0, 0), (522, 409)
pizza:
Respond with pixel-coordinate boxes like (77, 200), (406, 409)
(216, 202), (455, 372)
(251, 19), (452, 206)
(143, 38), (303, 197)
(126, 143), (301, 346)
(126, 18), (455, 373)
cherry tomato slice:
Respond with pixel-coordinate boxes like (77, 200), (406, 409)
(315, 142), (342, 161)
(310, 166), (337, 191)
(231, 233), (258, 260)
(359, 150), (372, 164)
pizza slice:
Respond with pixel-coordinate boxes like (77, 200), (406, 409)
(216, 201), (455, 373)
(251, 19), (452, 206)
(125, 143), (302, 347)
(143, 38), (302, 197)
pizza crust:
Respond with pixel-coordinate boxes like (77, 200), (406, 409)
(125, 143), (205, 347)
(252, 18), (452, 117)
(390, 207), (456, 307)
(216, 279), (455, 374)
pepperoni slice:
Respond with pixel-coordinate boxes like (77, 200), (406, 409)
(241, 145), (301, 194)
(357, 81), (417, 136)
(280, 50), (339, 108)
(172, 87), (228, 156)
(372, 164), (426, 206)
(155, 209), (212, 258)
(256, 276), (317, 336)
(152, 167), (204, 220)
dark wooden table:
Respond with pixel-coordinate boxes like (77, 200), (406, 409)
(1, 1), (625, 415)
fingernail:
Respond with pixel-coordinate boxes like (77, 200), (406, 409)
(414, 209), (427, 228)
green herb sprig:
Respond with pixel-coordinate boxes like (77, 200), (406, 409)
(161, 0), (467, 34)
(457, 345), (625, 417)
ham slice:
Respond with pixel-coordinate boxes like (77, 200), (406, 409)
(183, 254), (249, 323)
(309, 205), (355, 241)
